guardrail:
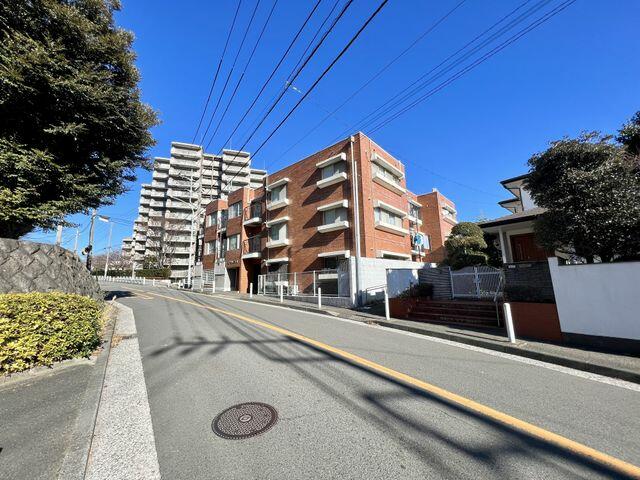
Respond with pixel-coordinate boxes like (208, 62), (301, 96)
(97, 276), (171, 286)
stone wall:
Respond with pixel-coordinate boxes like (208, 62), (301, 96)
(0, 239), (102, 300)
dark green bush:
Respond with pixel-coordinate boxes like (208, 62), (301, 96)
(398, 283), (434, 299)
(0, 292), (103, 374)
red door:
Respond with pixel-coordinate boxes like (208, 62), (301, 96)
(510, 233), (548, 262)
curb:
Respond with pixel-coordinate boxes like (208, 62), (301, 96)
(227, 294), (640, 385)
(58, 302), (117, 480)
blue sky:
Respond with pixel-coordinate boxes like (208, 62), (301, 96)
(24, 0), (640, 257)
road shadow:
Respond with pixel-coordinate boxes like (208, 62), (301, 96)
(153, 292), (635, 479)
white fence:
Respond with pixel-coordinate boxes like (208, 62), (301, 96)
(450, 266), (503, 299)
(548, 258), (640, 341)
(98, 276), (171, 286)
(258, 269), (349, 297)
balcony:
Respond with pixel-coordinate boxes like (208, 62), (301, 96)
(266, 198), (290, 210)
(316, 171), (347, 189)
(372, 171), (406, 195)
(374, 220), (409, 236)
(242, 235), (262, 259)
(266, 238), (289, 248)
(243, 203), (263, 226)
(317, 220), (349, 233)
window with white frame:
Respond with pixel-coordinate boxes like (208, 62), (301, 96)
(269, 222), (287, 241)
(442, 204), (457, 221)
(206, 212), (217, 227)
(372, 162), (401, 185)
(322, 207), (348, 225)
(269, 184), (286, 203)
(227, 234), (240, 251)
(409, 203), (421, 219)
(321, 161), (346, 180)
(374, 207), (403, 228)
(205, 241), (216, 255)
(228, 202), (241, 219)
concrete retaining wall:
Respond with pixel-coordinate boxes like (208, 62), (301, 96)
(0, 238), (101, 299)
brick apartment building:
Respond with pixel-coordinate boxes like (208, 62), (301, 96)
(201, 132), (456, 296)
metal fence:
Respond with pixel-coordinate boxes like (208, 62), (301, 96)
(257, 269), (348, 297)
(450, 266), (503, 299)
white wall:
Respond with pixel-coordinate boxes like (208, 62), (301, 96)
(548, 258), (640, 340)
(355, 257), (425, 302)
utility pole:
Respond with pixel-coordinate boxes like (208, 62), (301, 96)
(103, 221), (113, 280)
(73, 228), (80, 255)
(55, 225), (63, 246)
(85, 209), (97, 271)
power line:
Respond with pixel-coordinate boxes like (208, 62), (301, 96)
(235, 0), (342, 145)
(191, 0), (243, 143)
(244, 0), (391, 161)
(223, 0), (391, 188)
(199, 0), (262, 145)
(217, 0), (357, 180)
(208, 0), (324, 156)
(368, 0), (577, 134)
(203, 0), (280, 150)
(332, 0), (548, 141)
(274, 0), (469, 161)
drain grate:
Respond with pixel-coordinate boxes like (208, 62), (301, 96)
(212, 402), (278, 440)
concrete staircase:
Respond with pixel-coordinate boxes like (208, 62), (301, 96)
(406, 299), (502, 328)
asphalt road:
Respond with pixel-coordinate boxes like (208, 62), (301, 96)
(107, 284), (640, 479)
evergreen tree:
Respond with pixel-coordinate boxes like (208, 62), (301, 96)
(0, 0), (158, 237)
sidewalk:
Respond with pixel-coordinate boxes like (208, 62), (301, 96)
(214, 292), (640, 384)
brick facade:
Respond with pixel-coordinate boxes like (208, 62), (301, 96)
(417, 190), (457, 263)
(201, 132), (457, 292)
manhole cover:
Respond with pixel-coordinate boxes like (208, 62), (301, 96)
(212, 402), (278, 440)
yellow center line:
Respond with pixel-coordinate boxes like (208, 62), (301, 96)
(132, 288), (640, 478)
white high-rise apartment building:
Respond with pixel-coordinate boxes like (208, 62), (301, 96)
(123, 142), (266, 280)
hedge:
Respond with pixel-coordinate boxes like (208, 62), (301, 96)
(0, 292), (103, 374)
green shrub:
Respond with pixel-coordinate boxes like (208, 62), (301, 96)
(398, 283), (434, 299)
(0, 292), (104, 374)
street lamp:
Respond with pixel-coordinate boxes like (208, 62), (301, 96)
(98, 215), (112, 280)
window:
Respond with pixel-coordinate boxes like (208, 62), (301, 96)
(442, 204), (457, 221)
(375, 207), (403, 227)
(269, 222), (287, 241)
(372, 163), (401, 185)
(322, 207), (347, 225)
(206, 213), (217, 227)
(227, 234), (240, 251)
(205, 241), (216, 255)
(228, 202), (241, 219)
(268, 263), (288, 274)
(321, 161), (346, 180)
(220, 209), (228, 227)
(323, 257), (338, 270)
(409, 203), (421, 219)
(269, 184), (286, 203)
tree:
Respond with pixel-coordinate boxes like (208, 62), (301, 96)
(526, 131), (640, 263)
(443, 222), (489, 269)
(618, 111), (640, 156)
(0, 0), (158, 238)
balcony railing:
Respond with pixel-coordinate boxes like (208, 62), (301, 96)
(243, 203), (263, 225)
(243, 235), (262, 254)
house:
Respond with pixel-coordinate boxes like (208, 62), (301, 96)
(477, 173), (548, 263)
